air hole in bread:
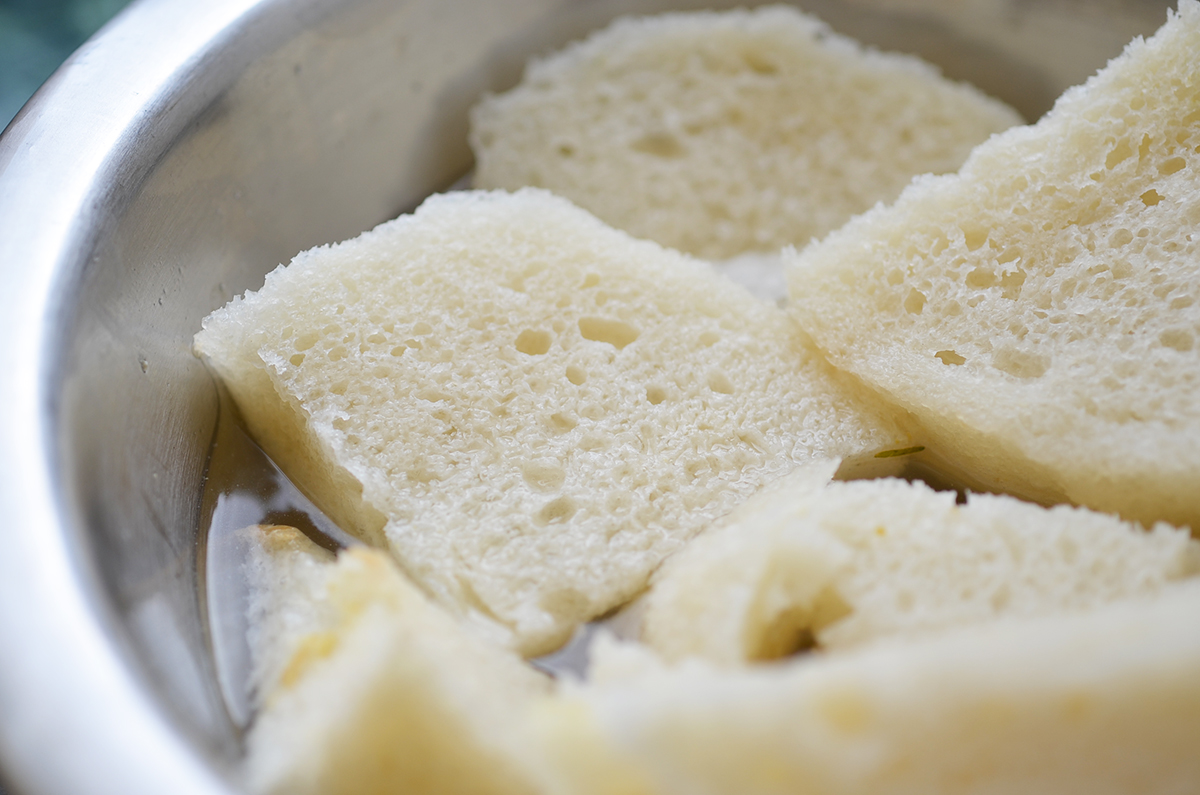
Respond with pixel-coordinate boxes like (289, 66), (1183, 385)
(630, 132), (686, 159)
(991, 346), (1049, 379)
(548, 413), (577, 434)
(522, 461), (566, 492)
(1169, 294), (1194, 310)
(966, 267), (997, 289)
(1159, 328), (1195, 352)
(515, 328), (553, 355)
(960, 223), (989, 251)
(989, 585), (1012, 611)
(997, 247), (1022, 265)
(565, 365), (587, 385)
(903, 288), (927, 314)
(1159, 156), (1187, 175)
(1105, 139), (1133, 169)
(935, 350), (966, 366)
(706, 371), (735, 395)
(289, 353), (305, 366)
(578, 316), (639, 349)
(1110, 228), (1134, 247)
(741, 51), (778, 75)
(754, 587), (854, 662)
(999, 269), (1027, 299)
(646, 385), (668, 405)
(538, 496), (578, 525)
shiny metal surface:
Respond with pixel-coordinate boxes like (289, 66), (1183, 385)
(0, 0), (1173, 792)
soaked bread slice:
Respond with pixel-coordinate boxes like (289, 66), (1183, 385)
(470, 6), (1020, 260)
(194, 188), (915, 655)
(243, 539), (550, 795)
(641, 475), (1200, 666)
(243, 525), (338, 704)
(787, 2), (1200, 531)
(535, 583), (1200, 795)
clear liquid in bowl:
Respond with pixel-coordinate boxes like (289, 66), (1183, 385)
(198, 381), (358, 731)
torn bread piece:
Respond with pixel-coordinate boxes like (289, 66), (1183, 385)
(194, 188), (915, 655)
(641, 476), (1200, 666)
(470, 6), (1020, 260)
(243, 525), (338, 703)
(242, 533), (550, 795)
(787, 1), (1200, 531)
(534, 583), (1200, 795)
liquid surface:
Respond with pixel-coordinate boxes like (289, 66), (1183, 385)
(199, 383), (359, 730)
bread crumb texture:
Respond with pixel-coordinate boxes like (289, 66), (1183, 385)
(536, 583), (1200, 795)
(470, 5), (1020, 260)
(787, 1), (1200, 531)
(195, 189), (911, 655)
(244, 543), (550, 795)
(642, 477), (1200, 666)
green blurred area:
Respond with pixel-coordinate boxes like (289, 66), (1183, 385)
(1, 0), (133, 130)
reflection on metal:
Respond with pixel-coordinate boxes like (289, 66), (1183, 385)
(199, 381), (360, 731)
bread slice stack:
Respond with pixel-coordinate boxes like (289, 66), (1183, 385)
(787, 0), (1200, 531)
(242, 527), (550, 795)
(470, 5), (1020, 260)
(195, 188), (915, 655)
(641, 474), (1199, 666)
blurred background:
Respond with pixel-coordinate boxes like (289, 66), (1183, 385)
(1, 0), (134, 129)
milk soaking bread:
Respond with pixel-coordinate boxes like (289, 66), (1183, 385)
(787, 1), (1200, 531)
(641, 475), (1200, 666)
(243, 536), (549, 795)
(533, 584), (1200, 795)
(194, 188), (914, 655)
(470, 6), (1021, 260)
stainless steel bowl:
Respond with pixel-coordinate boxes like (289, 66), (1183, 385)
(0, 0), (1173, 792)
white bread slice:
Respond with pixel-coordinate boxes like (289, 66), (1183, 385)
(641, 476), (1199, 666)
(470, 6), (1021, 260)
(532, 583), (1200, 795)
(787, 2), (1200, 531)
(243, 543), (550, 795)
(194, 188), (915, 655)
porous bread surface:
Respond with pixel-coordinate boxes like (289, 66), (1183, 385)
(470, 5), (1021, 260)
(194, 188), (913, 655)
(244, 547), (550, 795)
(536, 583), (1200, 795)
(642, 477), (1200, 666)
(787, 1), (1200, 530)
